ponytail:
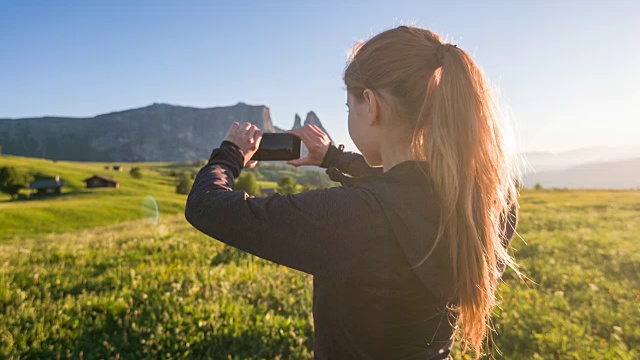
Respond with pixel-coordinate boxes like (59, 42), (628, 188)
(414, 40), (525, 358)
(344, 25), (526, 359)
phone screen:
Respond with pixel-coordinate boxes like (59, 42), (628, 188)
(251, 133), (301, 161)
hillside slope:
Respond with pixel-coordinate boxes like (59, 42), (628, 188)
(0, 154), (189, 240)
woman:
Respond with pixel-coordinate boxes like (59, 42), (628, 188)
(185, 25), (522, 360)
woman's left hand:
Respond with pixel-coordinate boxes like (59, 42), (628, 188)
(223, 121), (262, 169)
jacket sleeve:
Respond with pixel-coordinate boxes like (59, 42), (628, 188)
(320, 143), (384, 177)
(184, 141), (386, 280)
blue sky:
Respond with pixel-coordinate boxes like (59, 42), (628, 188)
(1, 1), (638, 153)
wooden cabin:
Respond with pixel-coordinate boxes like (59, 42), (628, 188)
(83, 175), (120, 189)
(29, 175), (64, 197)
(112, 165), (123, 172)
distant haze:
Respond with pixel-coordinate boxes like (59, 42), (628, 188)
(521, 146), (640, 189)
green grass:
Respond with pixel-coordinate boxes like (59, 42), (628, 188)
(0, 215), (314, 359)
(0, 154), (190, 240)
(1, 157), (639, 358)
(0, 155), (320, 239)
(485, 189), (640, 359)
(256, 180), (277, 189)
(256, 181), (305, 193)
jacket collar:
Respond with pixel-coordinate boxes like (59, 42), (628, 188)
(326, 160), (431, 187)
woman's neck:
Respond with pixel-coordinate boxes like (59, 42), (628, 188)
(381, 136), (413, 173)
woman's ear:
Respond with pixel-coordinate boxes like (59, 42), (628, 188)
(362, 89), (379, 126)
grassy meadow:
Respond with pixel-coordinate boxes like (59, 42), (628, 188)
(0, 155), (279, 241)
(1, 155), (639, 359)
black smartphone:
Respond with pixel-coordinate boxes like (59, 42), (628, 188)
(251, 133), (301, 161)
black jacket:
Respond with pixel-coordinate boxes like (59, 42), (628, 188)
(184, 141), (517, 360)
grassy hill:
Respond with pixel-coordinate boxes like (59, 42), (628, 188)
(1, 155), (638, 358)
(0, 154), (191, 240)
(0, 155), (285, 240)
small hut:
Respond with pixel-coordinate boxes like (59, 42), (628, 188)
(29, 175), (64, 197)
(83, 175), (120, 189)
(112, 165), (123, 172)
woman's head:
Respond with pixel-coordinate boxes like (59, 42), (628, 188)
(344, 26), (445, 165)
(344, 25), (524, 358)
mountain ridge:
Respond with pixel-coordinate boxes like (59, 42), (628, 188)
(523, 157), (640, 189)
(521, 145), (640, 173)
(0, 102), (332, 162)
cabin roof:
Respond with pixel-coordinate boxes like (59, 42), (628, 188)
(29, 179), (64, 189)
(83, 174), (119, 184)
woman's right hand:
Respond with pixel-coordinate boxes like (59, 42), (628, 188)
(286, 124), (332, 167)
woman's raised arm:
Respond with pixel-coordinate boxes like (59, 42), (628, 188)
(184, 140), (387, 280)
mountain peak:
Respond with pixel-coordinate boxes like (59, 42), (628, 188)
(292, 113), (302, 129)
(304, 111), (332, 142)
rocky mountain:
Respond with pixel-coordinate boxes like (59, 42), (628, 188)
(0, 103), (333, 162)
(292, 114), (302, 129)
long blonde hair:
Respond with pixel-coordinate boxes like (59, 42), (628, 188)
(344, 25), (524, 358)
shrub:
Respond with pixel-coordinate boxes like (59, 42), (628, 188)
(0, 166), (34, 200)
(234, 173), (260, 196)
(277, 176), (297, 194)
(176, 172), (191, 194)
(130, 167), (143, 179)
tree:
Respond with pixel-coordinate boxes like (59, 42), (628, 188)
(300, 170), (333, 189)
(534, 182), (543, 190)
(0, 166), (34, 200)
(176, 172), (191, 194)
(277, 175), (297, 194)
(234, 172), (260, 196)
(246, 168), (264, 180)
(130, 167), (143, 179)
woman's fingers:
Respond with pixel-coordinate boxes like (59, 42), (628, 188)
(287, 127), (303, 137)
(225, 121), (240, 139)
(223, 121), (263, 166)
(247, 124), (257, 140)
(286, 156), (311, 167)
(254, 128), (263, 140)
(286, 124), (330, 167)
(288, 128), (312, 145)
(308, 124), (323, 135)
